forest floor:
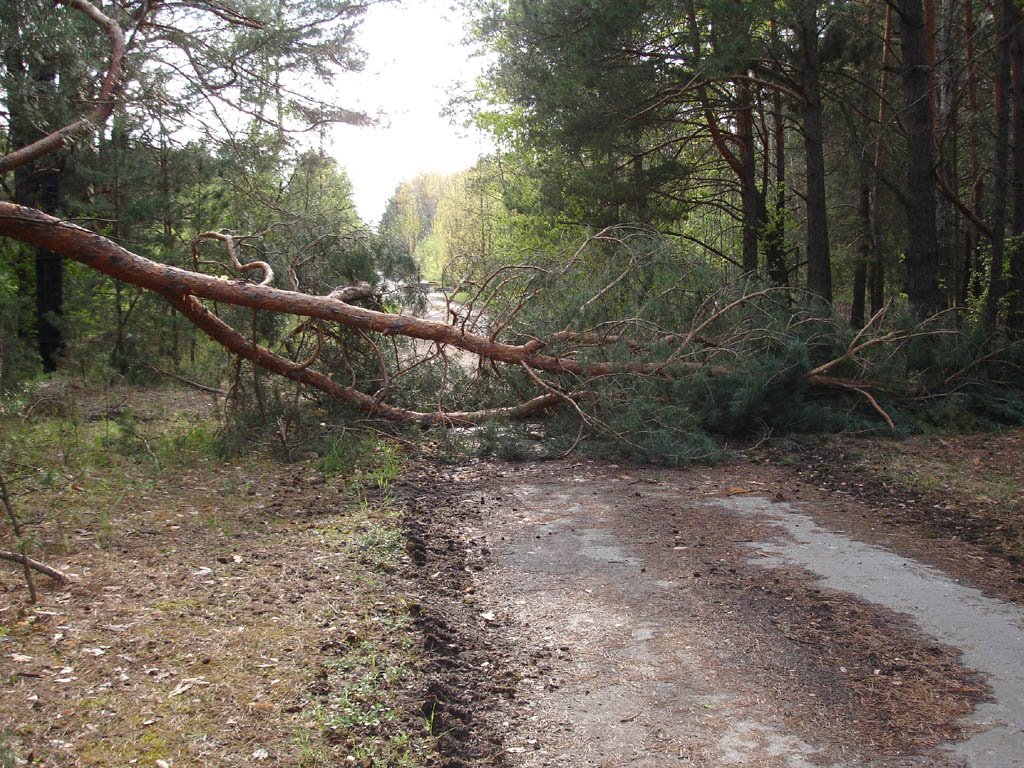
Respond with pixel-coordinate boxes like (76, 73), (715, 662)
(1, 384), (1022, 767)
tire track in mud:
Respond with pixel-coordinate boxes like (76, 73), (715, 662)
(401, 458), (1004, 768)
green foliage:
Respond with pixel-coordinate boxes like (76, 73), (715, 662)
(0, 244), (39, 391)
(457, 231), (1024, 464)
(1, 0), (382, 390)
(317, 432), (402, 482)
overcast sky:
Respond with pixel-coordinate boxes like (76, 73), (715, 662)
(327, 0), (494, 226)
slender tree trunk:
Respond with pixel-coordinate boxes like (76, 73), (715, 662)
(9, 69), (65, 371)
(110, 125), (128, 374)
(870, 3), (895, 315)
(800, 7), (832, 303)
(737, 80), (760, 275)
(1008, 1), (1024, 333)
(687, 2), (760, 276)
(898, 0), (944, 319)
(984, 0), (1013, 331)
(962, 0), (985, 305)
(853, 184), (870, 328)
(934, 0), (958, 307)
(767, 88), (788, 285)
(34, 161), (64, 373)
(3, 7), (34, 339)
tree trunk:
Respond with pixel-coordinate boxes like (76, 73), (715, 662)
(870, 3), (895, 316)
(766, 88), (788, 285)
(800, 8), (832, 303)
(962, 0), (985, 306)
(852, 184), (870, 328)
(737, 80), (761, 276)
(898, 0), (944, 319)
(933, 0), (958, 307)
(18, 107), (65, 372)
(1008, 1), (1024, 333)
(983, 0), (1013, 331)
(32, 111), (65, 373)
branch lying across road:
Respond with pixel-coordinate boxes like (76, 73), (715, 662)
(0, 201), (927, 429)
(0, 202), (724, 380)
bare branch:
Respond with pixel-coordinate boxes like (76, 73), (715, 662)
(0, 550), (71, 585)
(806, 374), (896, 430)
(146, 365), (227, 395)
(1, 469), (37, 600)
(193, 231), (274, 286)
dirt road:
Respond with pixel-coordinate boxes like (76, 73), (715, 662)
(401, 457), (1023, 767)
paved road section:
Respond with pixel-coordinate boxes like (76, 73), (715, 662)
(448, 461), (1023, 767)
(718, 495), (1024, 768)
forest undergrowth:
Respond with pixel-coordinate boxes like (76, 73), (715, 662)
(0, 385), (444, 768)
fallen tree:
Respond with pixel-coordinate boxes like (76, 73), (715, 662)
(1, 0), (1017, 443)
(0, 196), (931, 429)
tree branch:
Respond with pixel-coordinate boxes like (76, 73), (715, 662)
(0, 202), (720, 380)
(0, 550), (71, 585)
(0, 0), (126, 175)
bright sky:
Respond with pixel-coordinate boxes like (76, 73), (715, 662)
(327, 0), (495, 226)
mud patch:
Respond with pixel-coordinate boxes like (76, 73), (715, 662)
(398, 468), (518, 766)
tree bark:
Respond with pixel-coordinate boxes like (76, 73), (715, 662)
(960, 0), (986, 306)
(852, 184), (870, 328)
(898, 0), (944, 319)
(34, 162), (64, 372)
(737, 80), (761, 276)
(983, 0), (1013, 331)
(766, 85), (788, 286)
(870, 4), (895, 317)
(1008, 1), (1024, 333)
(932, 0), (957, 307)
(799, 8), (832, 303)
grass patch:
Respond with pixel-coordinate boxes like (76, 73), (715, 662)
(0, 737), (16, 768)
(1, 384), (438, 768)
(308, 604), (429, 768)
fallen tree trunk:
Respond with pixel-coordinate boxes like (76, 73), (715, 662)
(0, 202), (721, 380)
(0, 200), (903, 428)
(165, 291), (570, 425)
